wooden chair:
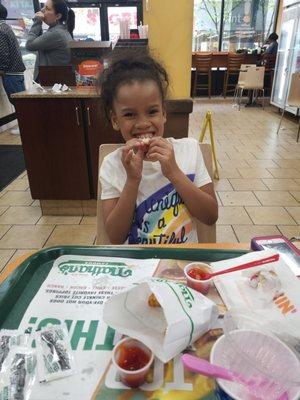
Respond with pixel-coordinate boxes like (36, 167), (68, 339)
(96, 143), (216, 245)
(233, 64), (256, 103)
(192, 53), (212, 98)
(235, 67), (265, 110)
(277, 72), (300, 142)
(223, 53), (245, 98)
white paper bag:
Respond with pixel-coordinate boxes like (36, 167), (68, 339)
(103, 278), (218, 363)
(211, 250), (300, 352)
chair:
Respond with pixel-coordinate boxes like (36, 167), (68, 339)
(192, 53), (212, 98)
(277, 72), (300, 142)
(223, 53), (245, 98)
(233, 64), (256, 103)
(235, 66), (265, 110)
(96, 143), (216, 245)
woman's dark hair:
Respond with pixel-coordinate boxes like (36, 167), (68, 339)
(0, 4), (8, 20)
(67, 8), (75, 38)
(268, 32), (278, 41)
(99, 48), (169, 121)
(51, 0), (75, 36)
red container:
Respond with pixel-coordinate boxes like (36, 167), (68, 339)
(112, 337), (154, 388)
(184, 262), (213, 295)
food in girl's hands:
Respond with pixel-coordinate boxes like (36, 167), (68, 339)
(141, 137), (151, 145)
(140, 137), (151, 156)
(148, 293), (161, 307)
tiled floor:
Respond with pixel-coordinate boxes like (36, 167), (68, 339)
(0, 98), (299, 270)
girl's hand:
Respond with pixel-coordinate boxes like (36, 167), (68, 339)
(147, 137), (180, 180)
(121, 139), (147, 182)
(34, 11), (44, 21)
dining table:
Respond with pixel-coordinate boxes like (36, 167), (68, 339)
(1, 242), (291, 400)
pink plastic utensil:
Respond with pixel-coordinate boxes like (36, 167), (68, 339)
(198, 253), (279, 280)
(181, 354), (288, 400)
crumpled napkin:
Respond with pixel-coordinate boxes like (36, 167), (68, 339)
(51, 83), (70, 93)
(32, 80), (46, 92)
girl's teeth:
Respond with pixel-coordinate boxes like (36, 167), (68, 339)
(139, 134), (153, 139)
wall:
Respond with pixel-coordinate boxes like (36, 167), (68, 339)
(276, 0), (284, 34)
(143, 0), (193, 99)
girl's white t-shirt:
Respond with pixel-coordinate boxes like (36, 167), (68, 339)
(100, 137), (212, 244)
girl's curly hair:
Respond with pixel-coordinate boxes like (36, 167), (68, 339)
(98, 48), (169, 121)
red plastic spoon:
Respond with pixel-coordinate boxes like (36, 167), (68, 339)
(198, 253), (280, 280)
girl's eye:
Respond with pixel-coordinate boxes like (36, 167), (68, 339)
(123, 112), (134, 118)
(149, 109), (159, 115)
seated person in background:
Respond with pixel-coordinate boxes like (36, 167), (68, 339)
(25, 0), (75, 80)
(98, 49), (218, 245)
(264, 33), (278, 55)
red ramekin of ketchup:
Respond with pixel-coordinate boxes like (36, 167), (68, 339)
(184, 262), (213, 295)
(112, 337), (154, 388)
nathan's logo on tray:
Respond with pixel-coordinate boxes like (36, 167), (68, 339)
(58, 261), (132, 277)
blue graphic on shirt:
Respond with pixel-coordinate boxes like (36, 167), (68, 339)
(128, 174), (195, 244)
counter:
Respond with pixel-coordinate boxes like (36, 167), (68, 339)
(192, 51), (260, 68)
(12, 87), (193, 214)
(12, 86), (99, 99)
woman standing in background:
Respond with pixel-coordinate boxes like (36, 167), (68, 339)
(26, 0), (75, 80)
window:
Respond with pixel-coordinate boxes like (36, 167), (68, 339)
(193, 0), (278, 52)
(222, 0), (277, 51)
(193, 0), (222, 51)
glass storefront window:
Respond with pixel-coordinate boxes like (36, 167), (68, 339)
(193, 0), (277, 52)
(193, 0), (222, 51)
(71, 7), (101, 41)
(107, 6), (137, 44)
(2, 0), (34, 19)
(222, 0), (277, 51)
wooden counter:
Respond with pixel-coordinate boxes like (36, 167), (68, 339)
(192, 52), (260, 68)
(11, 87), (193, 206)
(12, 86), (99, 99)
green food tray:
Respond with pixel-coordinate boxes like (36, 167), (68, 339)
(0, 245), (248, 330)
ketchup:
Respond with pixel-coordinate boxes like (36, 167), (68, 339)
(118, 345), (150, 371)
(188, 267), (207, 281)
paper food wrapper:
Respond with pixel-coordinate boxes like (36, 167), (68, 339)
(103, 278), (218, 363)
(211, 250), (300, 353)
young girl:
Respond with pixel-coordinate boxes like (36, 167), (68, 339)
(99, 50), (218, 245)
